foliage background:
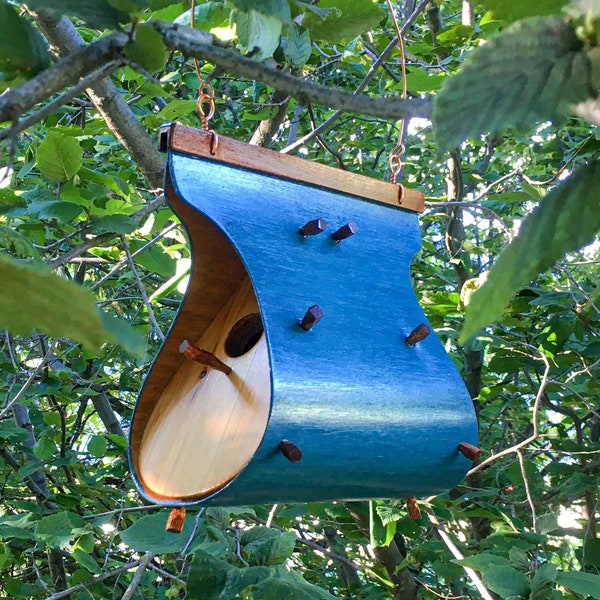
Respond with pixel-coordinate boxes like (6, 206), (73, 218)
(1, 0), (600, 599)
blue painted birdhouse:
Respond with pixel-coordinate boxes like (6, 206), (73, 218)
(128, 123), (478, 507)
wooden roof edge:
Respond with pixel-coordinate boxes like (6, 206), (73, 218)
(159, 122), (424, 214)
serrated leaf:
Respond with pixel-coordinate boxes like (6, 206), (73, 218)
(284, 23), (311, 68)
(530, 563), (558, 600)
(461, 160), (600, 342)
(89, 214), (137, 234)
(243, 529), (296, 566)
(0, 1), (50, 77)
(302, 0), (384, 43)
(20, 0), (127, 28)
(35, 512), (87, 549)
(230, 0), (291, 23)
(481, 565), (530, 597)
(0, 253), (108, 352)
(36, 132), (83, 182)
(434, 17), (595, 151)
(28, 201), (83, 224)
(556, 571), (600, 599)
(187, 549), (232, 600)
(235, 9), (283, 60)
(125, 23), (167, 72)
(473, 0), (568, 22)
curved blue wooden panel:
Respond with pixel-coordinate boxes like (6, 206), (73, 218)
(150, 150), (478, 504)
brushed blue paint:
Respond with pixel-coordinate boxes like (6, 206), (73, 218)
(142, 151), (478, 505)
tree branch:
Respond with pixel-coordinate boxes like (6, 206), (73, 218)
(152, 21), (432, 122)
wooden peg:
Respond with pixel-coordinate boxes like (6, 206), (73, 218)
(299, 305), (323, 331)
(332, 221), (358, 241)
(180, 340), (232, 375)
(407, 496), (422, 521)
(406, 323), (431, 347)
(279, 440), (303, 462)
(457, 442), (482, 462)
(299, 218), (326, 237)
(166, 507), (186, 533)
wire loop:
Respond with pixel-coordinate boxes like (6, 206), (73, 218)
(191, 0), (216, 132)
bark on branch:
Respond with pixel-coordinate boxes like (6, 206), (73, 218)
(0, 20), (432, 137)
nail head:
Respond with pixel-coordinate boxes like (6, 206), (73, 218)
(300, 218), (327, 237)
(406, 323), (431, 347)
(457, 442), (482, 462)
(279, 440), (303, 462)
(331, 221), (358, 241)
(300, 305), (323, 331)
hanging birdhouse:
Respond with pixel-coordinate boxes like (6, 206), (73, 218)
(128, 123), (478, 507)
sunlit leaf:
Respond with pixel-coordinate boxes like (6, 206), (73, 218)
(36, 132), (83, 182)
(556, 571), (600, 599)
(434, 16), (595, 151)
(461, 160), (600, 342)
(125, 23), (167, 72)
(0, 253), (108, 352)
(235, 9), (283, 60)
(302, 0), (384, 43)
(472, 0), (568, 22)
(17, 0), (126, 28)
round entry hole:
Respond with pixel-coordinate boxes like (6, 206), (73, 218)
(224, 313), (264, 357)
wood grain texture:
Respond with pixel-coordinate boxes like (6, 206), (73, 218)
(137, 277), (270, 503)
(159, 122), (425, 213)
(128, 139), (478, 506)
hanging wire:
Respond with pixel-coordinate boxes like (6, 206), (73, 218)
(385, 0), (408, 184)
(190, 0), (218, 150)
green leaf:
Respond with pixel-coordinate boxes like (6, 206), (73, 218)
(434, 17), (594, 151)
(125, 23), (167, 72)
(186, 549), (233, 600)
(284, 24), (311, 68)
(536, 513), (559, 534)
(530, 563), (558, 600)
(72, 548), (101, 574)
(556, 571), (600, 599)
(87, 435), (108, 458)
(481, 565), (530, 597)
(235, 9), (283, 60)
(241, 528), (296, 566)
(454, 553), (511, 571)
(472, 0), (569, 22)
(99, 312), (146, 357)
(20, 0), (129, 28)
(36, 132), (83, 182)
(27, 200), (83, 224)
(0, 253), (109, 352)
(35, 512), (87, 549)
(89, 214), (138, 234)
(302, 0), (384, 43)
(33, 437), (56, 460)
(461, 160), (600, 342)
(119, 511), (201, 553)
(0, 1), (50, 77)
(0, 225), (39, 259)
(230, 0), (291, 23)
(252, 573), (337, 600)
(583, 538), (600, 567)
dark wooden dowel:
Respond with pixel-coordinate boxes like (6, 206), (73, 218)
(407, 495), (422, 521)
(279, 440), (303, 462)
(180, 340), (232, 375)
(406, 323), (431, 347)
(331, 221), (358, 241)
(299, 305), (323, 331)
(299, 218), (327, 236)
(457, 442), (482, 462)
(166, 507), (186, 533)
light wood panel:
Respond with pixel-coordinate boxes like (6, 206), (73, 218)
(159, 123), (425, 213)
(137, 277), (271, 502)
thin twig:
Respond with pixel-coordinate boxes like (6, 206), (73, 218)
(467, 347), (551, 476)
(121, 552), (156, 600)
(44, 560), (142, 600)
(517, 450), (537, 532)
(120, 235), (165, 341)
(429, 513), (495, 600)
